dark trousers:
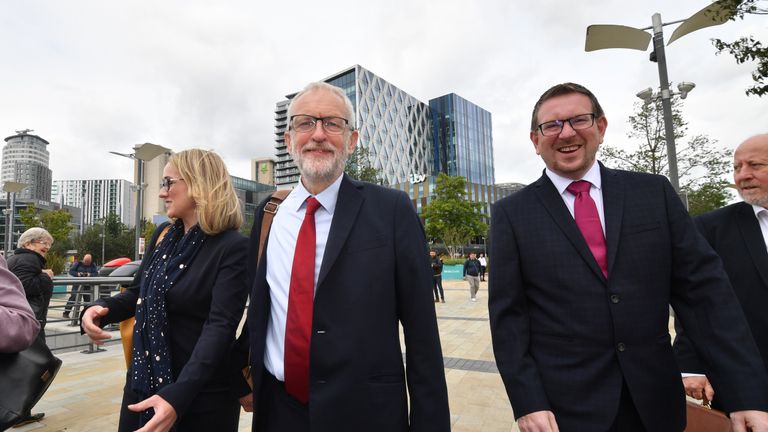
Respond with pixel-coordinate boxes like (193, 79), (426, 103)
(63, 285), (89, 314)
(609, 380), (647, 432)
(257, 371), (310, 432)
(118, 374), (240, 432)
(480, 266), (486, 281)
(432, 276), (444, 301)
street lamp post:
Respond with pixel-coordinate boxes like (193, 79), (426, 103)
(109, 143), (170, 260)
(3, 181), (27, 255)
(584, 0), (737, 193)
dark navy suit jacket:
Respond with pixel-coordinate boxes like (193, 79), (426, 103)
(489, 165), (768, 431)
(674, 202), (768, 405)
(242, 175), (450, 432)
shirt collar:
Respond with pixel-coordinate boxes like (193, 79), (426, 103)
(287, 174), (344, 215)
(751, 203), (768, 219)
(545, 161), (602, 195)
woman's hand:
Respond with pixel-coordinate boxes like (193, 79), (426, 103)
(81, 306), (112, 345)
(129, 394), (177, 432)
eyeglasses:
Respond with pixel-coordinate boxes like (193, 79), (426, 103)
(33, 240), (52, 248)
(161, 177), (184, 192)
(289, 115), (351, 135)
(537, 113), (596, 136)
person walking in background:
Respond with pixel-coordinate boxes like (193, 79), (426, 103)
(430, 250), (445, 303)
(478, 253), (487, 282)
(81, 149), (249, 432)
(238, 81), (449, 431)
(463, 252), (481, 302)
(7, 227), (55, 426)
(674, 134), (768, 409)
(0, 253), (39, 353)
(63, 253), (98, 319)
(489, 82), (768, 431)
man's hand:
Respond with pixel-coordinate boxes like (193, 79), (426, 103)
(42, 269), (54, 278)
(129, 395), (177, 432)
(239, 393), (254, 412)
(81, 305), (112, 345)
(683, 375), (715, 403)
(730, 410), (768, 432)
(517, 410), (559, 432)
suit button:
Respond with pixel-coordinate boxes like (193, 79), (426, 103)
(610, 294), (620, 304)
(617, 342), (626, 352)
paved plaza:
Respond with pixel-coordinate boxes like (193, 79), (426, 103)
(13, 279), (518, 431)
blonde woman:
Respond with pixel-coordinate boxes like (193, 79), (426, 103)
(82, 149), (248, 432)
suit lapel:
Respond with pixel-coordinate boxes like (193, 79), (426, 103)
(600, 165), (624, 280)
(737, 203), (768, 288)
(533, 173), (607, 283)
(316, 175), (364, 290)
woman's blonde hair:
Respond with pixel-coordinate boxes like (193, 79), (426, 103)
(168, 149), (243, 235)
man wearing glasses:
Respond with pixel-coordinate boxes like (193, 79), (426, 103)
(488, 82), (768, 431)
(238, 82), (450, 431)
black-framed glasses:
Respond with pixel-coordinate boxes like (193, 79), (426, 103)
(537, 113), (596, 136)
(289, 115), (351, 135)
(161, 176), (184, 192)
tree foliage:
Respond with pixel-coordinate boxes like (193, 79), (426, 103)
(345, 146), (381, 184)
(17, 205), (75, 273)
(73, 213), (135, 264)
(422, 173), (488, 257)
(600, 98), (732, 215)
(709, 0), (768, 97)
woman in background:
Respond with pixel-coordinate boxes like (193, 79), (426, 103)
(82, 149), (249, 432)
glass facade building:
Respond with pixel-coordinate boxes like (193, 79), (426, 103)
(430, 93), (494, 186)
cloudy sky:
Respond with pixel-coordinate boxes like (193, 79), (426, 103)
(1, 0), (765, 185)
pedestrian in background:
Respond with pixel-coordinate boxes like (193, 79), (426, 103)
(463, 252), (481, 302)
(63, 253), (98, 318)
(478, 253), (487, 282)
(430, 250), (445, 303)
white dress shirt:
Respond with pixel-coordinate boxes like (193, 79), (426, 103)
(545, 161), (606, 235)
(751, 204), (768, 252)
(263, 174), (342, 381)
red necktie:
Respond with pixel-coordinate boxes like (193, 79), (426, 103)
(284, 197), (321, 403)
(567, 181), (608, 278)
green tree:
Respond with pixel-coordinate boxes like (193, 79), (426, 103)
(345, 146), (381, 184)
(73, 214), (135, 264)
(708, 0), (768, 97)
(600, 98), (732, 215)
(422, 173), (488, 257)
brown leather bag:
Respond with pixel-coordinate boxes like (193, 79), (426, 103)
(119, 224), (171, 368)
(242, 189), (290, 387)
(684, 400), (731, 432)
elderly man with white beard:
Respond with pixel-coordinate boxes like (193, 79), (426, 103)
(235, 82), (450, 432)
(674, 134), (768, 413)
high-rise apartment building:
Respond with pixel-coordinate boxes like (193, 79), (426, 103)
(52, 179), (136, 228)
(274, 65), (434, 188)
(2, 130), (53, 201)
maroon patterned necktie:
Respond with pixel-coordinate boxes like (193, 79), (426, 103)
(567, 181), (608, 277)
(284, 197), (321, 403)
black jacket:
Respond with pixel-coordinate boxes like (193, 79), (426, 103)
(7, 248), (53, 325)
(430, 256), (443, 277)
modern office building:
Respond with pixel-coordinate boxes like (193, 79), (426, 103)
(2, 130), (53, 201)
(430, 93), (494, 186)
(274, 65), (434, 188)
(0, 199), (82, 253)
(52, 179), (136, 228)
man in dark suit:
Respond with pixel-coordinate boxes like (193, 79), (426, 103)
(674, 134), (768, 407)
(240, 82), (450, 431)
(488, 83), (768, 431)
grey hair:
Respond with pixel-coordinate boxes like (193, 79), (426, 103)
(17, 227), (53, 249)
(286, 82), (356, 131)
